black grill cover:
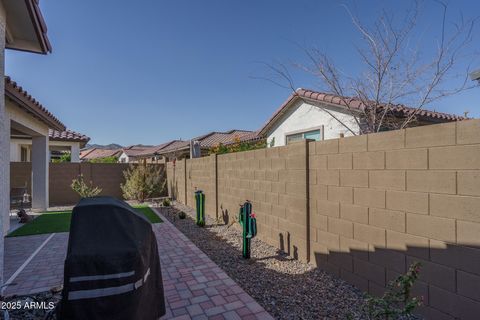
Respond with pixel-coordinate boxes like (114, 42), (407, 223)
(57, 197), (165, 320)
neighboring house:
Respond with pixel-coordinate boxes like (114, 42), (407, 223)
(123, 141), (178, 164)
(258, 89), (465, 147)
(0, 0), (52, 263)
(151, 140), (190, 162)
(80, 147), (122, 162)
(118, 145), (153, 163)
(10, 129), (90, 163)
(153, 130), (258, 161)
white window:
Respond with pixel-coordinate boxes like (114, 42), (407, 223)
(20, 146), (28, 162)
(286, 129), (322, 145)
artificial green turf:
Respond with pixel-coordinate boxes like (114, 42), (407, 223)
(8, 211), (72, 237)
(7, 205), (162, 237)
(134, 205), (162, 224)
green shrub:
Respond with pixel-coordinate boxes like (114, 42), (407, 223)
(208, 137), (266, 155)
(178, 211), (186, 219)
(364, 262), (422, 319)
(71, 174), (102, 198)
(89, 156), (119, 163)
(162, 198), (171, 207)
(51, 152), (71, 163)
(121, 165), (166, 202)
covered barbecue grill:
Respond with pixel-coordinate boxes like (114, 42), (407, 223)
(57, 197), (165, 320)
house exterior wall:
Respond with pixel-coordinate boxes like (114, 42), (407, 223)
(266, 100), (360, 147)
(10, 139), (82, 162)
(6, 99), (49, 137)
(167, 119), (480, 319)
(118, 152), (129, 163)
(0, 3), (6, 283)
(9, 139), (22, 161)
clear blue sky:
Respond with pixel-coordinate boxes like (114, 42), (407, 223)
(6, 0), (480, 146)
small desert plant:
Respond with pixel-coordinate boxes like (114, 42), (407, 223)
(364, 262), (422, 319)
(178, 211), (186, 219)
(71, 174), (102, 198)
(121, 164), (166, 202)
(162, 198), (171, 207)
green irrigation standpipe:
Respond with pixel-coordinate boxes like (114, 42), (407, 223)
(238, 200), (257, 259)
(194, 190), (205, 227)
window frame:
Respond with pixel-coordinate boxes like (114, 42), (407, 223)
(20, 146), (29, 162)
(284, 125), (324, 145)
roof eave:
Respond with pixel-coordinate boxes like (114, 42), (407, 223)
(5, 91), (65, 131)
(4, 0), (52, 54)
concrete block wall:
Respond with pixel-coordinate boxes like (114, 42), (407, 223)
(10, 163), (165, 206)
(167, 159), (187, 203)
(308, 120), (480, 319)
(217, 142), (309, 260)
(10, 162), (32, 192)
(169, 142), (310, 261)
(166, 119), (480, 319)
(49, 162), (82, 205)
(186, 155), (217, 218)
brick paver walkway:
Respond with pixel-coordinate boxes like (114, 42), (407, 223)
(4, 233), (67, 296)
(153, 209), (273, 320)
(3, 209), (273, 319)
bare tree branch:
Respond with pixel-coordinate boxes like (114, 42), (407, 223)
(256, 0), (479, 135)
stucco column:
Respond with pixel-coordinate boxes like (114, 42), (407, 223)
(71, 143), (80, 162)
(0, 3), (7, 285)
(32, 136), (49, 210)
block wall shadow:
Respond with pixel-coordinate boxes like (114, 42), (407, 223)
(164, 207), (480, 319)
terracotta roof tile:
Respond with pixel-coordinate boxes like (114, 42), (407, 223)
(5, 76), (65, 130)
(80, 148), (122, 160)
(121, 145), (154, 157)
(258, 88), (466, 136)
(158, 140), (190, 153)
(49, 129), (90, 142)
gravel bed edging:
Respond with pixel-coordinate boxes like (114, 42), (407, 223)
(159, 203), (370, 320)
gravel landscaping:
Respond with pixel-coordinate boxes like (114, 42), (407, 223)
(159, 203), (369, 320)
(2, 287), (61, 320)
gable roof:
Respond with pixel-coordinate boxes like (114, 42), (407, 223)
(121, 145), (154, 157)
(130, 141), (179, 158)
(5, 76), (65, 130)
(258, 88), (466, 136)
(197, 130), (255, 148)
(156, 140), (190, 155)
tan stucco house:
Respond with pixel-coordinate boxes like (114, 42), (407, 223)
(11, 128), (90, 163)
(0, 0), (53, 284)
